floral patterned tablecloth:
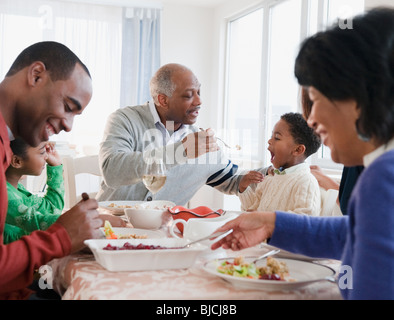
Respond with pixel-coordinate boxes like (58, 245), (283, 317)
(49, 245), (343, 300)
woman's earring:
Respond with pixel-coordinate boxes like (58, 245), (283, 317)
(356, 120), (370, 142)
(357, 132), (370, 142)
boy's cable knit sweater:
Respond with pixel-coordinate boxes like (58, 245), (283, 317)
(239, 163), (321, 216)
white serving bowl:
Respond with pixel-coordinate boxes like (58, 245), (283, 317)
(124, 200), (175, 230)
(84, 238), (207, 272)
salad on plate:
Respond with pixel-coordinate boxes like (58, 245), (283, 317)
(217, 256), (294, 281)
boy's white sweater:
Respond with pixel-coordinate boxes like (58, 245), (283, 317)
(239, 163), (321, 216)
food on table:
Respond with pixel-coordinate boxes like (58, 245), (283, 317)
(103, 220), (117, 239)
(217, 256), (294, 281)
(108, 202), (172, 210)
(108, 203), (134, 209)
(259, 256), (290, 281)
(103, 221), (147, 240)
(116, 234), (148, 240)
(103, 242), (181, 251)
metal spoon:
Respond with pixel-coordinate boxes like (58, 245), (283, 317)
(181, 229), (233, 248)
(252, 249), (281, 264)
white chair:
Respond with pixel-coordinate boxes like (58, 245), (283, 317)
(320, 187), (342, 216)
(62, 155), (102, 209)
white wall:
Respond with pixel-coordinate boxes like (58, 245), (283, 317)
(365, 0), (394, 9)
(161, 2), (215, 128)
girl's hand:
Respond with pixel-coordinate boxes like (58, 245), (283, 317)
(45, 142), (62, 167)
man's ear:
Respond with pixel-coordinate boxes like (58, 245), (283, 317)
(157, 94), (169, 110)
(9, 154), (24, 169)
(27, 62), (47, 87)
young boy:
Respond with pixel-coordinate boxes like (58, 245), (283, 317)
(238, 112), (322, 216)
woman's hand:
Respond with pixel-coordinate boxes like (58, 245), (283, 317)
(211, 211), (276, 251)
(310, 165), (339, 191)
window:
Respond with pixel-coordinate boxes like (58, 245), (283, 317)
(223, 0), (364, 170)
(0, 0), (160, 155)
(224, 8), (264, 165)
(313, 0), (365, 168)
(265, 0), (304, 166)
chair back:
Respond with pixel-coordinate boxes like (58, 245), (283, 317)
(320, 187), (341, 216)
(63, 155), (102, 209)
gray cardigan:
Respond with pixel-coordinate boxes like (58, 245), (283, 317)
(96, 103), (242, 206)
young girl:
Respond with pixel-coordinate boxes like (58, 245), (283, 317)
(4, 138), (126, 244)
(238, 112), (322, 216)
(4, 139), (64, 243)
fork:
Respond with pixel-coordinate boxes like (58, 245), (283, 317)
(216, 137), (233, 149)
(252, 249), (281, 264)
(199, 128), (241, 150)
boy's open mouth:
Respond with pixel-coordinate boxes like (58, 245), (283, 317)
(270, 150), (275, 162)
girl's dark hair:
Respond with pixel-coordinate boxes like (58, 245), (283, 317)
(10, 138), (29, 159)
(6, 41), (91, 81)
(281, 112), (321, 158)
(295, 7), (394, 144)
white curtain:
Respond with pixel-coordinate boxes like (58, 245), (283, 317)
(120, 7), (161, 107)
(50, 1), (123, 151)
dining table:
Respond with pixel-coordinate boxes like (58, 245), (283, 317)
(49, 253), (342, 300)
(46, 206), (343, 304)
(48, 241), (342, 301)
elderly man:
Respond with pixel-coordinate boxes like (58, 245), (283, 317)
(97, 63), (241, 205)
(0, 42), (102, 299)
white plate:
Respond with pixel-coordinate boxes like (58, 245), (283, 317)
(98, 201), (145, 215)
(84, 238), (207, 272)
(100, 227), (165, 239)
(203, 257), (335, 291)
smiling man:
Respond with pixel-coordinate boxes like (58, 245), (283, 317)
(0, 42), (103, 299)
(2, 42), (92, 147)
(97, 63), (241, 205)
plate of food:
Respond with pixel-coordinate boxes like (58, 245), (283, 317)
(98, 201), (145, 215)
(84, 238), (207, 272)
(101, 221), (165, 240)
(203, 256), (336, 291)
